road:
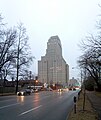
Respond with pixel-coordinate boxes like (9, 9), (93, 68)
(0, 90), (79, 120)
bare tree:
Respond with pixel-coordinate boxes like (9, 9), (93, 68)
(0, 26), (17, 81)
(78, 33), (101, 91)
(0, 14), (34, 94)
(14, 23), (34, 93)
(0, 15), (34, 93)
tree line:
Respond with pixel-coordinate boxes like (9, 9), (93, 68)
(0, 14), (34, 93)
(78, 10), (101, 91)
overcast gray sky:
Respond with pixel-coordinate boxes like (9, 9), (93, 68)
(0, 0), (101, 79)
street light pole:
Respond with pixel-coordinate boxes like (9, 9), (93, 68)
(83, 59), (87, 111)
(29, 71), (32, 87)
(34, 80), (35, 92)
(98, 56), (101, 84)
(81, 70), (83, 90)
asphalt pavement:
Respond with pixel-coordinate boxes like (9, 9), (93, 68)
(0, 90), (79, 120)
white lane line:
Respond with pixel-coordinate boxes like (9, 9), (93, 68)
(19, 105), (42, 116)
(0, 103), (19, 110)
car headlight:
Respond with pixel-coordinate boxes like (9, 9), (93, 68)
(21, 92), (24, 95)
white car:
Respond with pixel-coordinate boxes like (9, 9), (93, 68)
(17, 89), (31, 96)
(58, 89), (63, 92)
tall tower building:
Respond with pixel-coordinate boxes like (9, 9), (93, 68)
(38, 36), (69, 85)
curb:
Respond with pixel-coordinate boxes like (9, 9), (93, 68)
(0, 93), (16, 96)
(66, 107), (73, 120)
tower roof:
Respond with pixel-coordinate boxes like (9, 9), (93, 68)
(48, 35), (62, 48)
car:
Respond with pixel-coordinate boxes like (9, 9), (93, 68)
(73, 88), (76, 91)
(33, 88), (39, 92)
(45, 87), (53, 91)
(30, 89), (34, 93)
(58, 88), (63, 92)
(17, 89), (31, 96)
(69, 87), (73, 90)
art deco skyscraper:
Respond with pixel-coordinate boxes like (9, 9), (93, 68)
(38, 36), (69, 85)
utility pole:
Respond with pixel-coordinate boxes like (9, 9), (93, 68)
(83, 60), (87, 111)
(16, 38), (20, 93)
(81, 70), (83, 90)
(29, 71), (32, 86)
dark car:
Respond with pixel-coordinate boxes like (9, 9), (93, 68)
(17, 89), (31, 96)
(73, 88), (76, 91)
(69, 87), (73, 90)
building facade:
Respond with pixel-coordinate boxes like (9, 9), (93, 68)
(38, 36), (69, 85)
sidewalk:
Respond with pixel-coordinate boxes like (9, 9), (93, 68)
(68, 91), (99, 120)
(86, 91), (101, 120)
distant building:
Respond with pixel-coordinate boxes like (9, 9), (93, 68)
(38, 35), (69, 85)
(68, 77), (80, 88)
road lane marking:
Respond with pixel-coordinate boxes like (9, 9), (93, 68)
(0, 103), (19, 110)
(19, 105), (42, 116)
